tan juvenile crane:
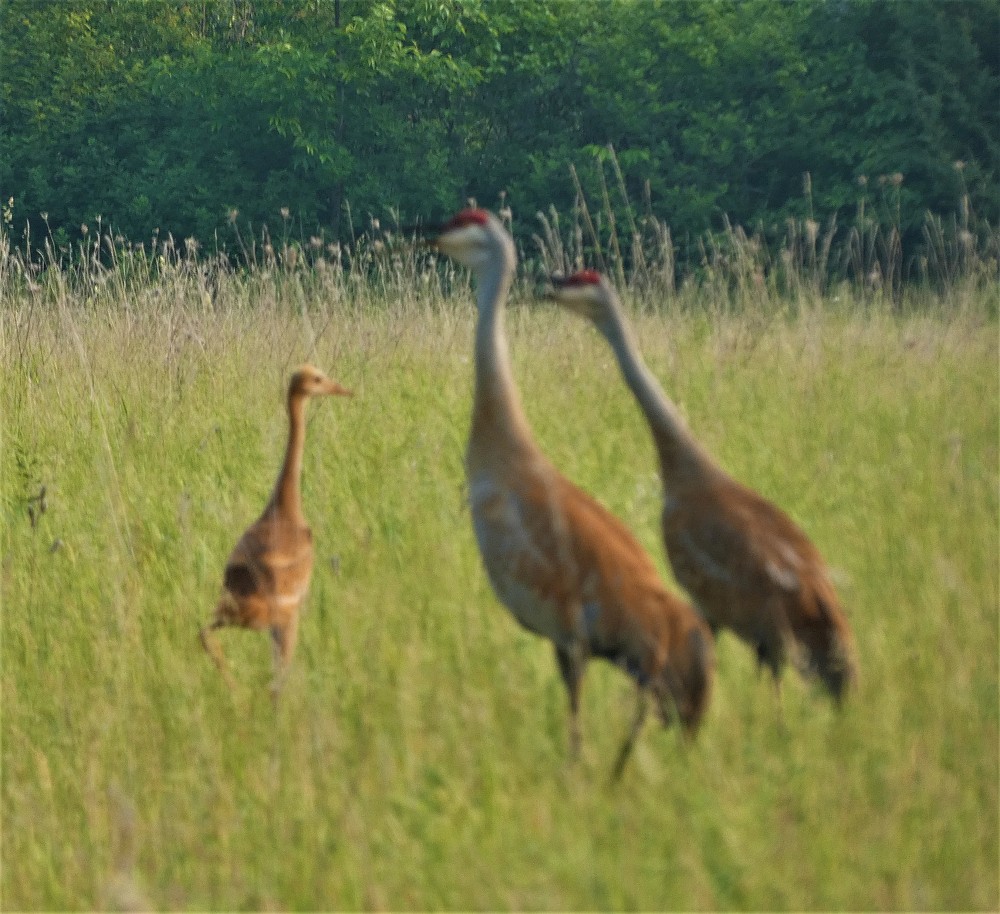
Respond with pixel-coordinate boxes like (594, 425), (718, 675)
(433, 210), (713, 778)
(546, 270), (858, 702)
(200, 365), (351, 700)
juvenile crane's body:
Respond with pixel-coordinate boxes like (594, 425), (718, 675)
(200, 365), (351, 699)
(435, 211), (713, 776)
(547, 271), (858, 700)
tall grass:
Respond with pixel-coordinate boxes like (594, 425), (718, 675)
(1, 204), (997, 910)
(534, 149), (999, 313)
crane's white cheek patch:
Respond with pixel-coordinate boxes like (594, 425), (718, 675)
(438, 224), (488, 259)
(556, 286), (595, 308)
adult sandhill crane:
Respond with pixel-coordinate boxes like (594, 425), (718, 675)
(432, 210), (713, 778)
(200, 365), (351, 700)
(546, 270), (858, 703)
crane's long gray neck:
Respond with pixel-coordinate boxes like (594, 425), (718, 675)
(267, 392), (308, 521)
(597, 298), (716, 488)
(470, 256), (535, 454)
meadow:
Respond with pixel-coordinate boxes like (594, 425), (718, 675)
(1, 229), (998, 910)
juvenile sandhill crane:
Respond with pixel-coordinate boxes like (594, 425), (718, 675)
(433, 210), (713, 778)
(200, 365), (351, 700)
(546, 270), (858, 703)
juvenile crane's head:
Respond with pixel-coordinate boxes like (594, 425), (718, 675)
(546, 269), (616, 326)
(288, 365), (352, 400)
(431, 208), (516, 280)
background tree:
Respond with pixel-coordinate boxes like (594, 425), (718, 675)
(2, 0), (996, 263)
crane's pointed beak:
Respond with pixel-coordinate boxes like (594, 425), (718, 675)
(425, 226), (445, 249)
(324, 381), (353, 397)
(399, 221), (439, 248)
(543, 272), (567, 299)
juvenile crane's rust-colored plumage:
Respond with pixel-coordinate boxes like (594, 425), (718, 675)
(434, 210), (713, 777)
(200, 365), (351, 699)
(547, 271), (858, 702)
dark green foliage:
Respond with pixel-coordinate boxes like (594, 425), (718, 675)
(2, 0), (997, 263)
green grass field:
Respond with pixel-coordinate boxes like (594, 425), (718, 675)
(2, 269), (997, 909)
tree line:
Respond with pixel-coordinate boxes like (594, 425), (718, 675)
(2, 0), (997, 269)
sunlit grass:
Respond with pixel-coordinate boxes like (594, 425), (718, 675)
(1, 268), (997, 909)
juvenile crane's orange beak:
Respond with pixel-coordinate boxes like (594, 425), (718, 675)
(324, 380), (353, 397)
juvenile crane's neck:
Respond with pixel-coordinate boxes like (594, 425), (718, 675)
(597, 297), (718, 489)
(469, 256), (537, 461)
(267, 391), (308, 522)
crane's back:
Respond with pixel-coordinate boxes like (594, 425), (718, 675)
(663, 472), (856, 697)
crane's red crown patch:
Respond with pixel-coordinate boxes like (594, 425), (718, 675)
(442, 208), (489, 231)
(561, 269), (602, 286)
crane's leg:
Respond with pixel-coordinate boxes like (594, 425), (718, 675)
(610, 687), (649, 783)
(653, 677), (676, 727)
(554, 643), (585, 760)
(772, 669), (784, 728)
(200, 620), (236, 688)
(756, 641), (786, 725)
(269, 614), (300, 705)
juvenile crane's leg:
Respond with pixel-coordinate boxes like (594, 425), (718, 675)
(610, 687), (649, 783)
(200, 620), (236, 688)
(269, 614), (300, 704)
(555, 643), (585, 759)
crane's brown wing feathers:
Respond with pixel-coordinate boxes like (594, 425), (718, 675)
(223, 561), (271, 598)
(666, 482), (830, 606)
(222, 518), (312, 600)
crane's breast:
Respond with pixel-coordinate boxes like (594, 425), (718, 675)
(468, 476), (572, 646)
